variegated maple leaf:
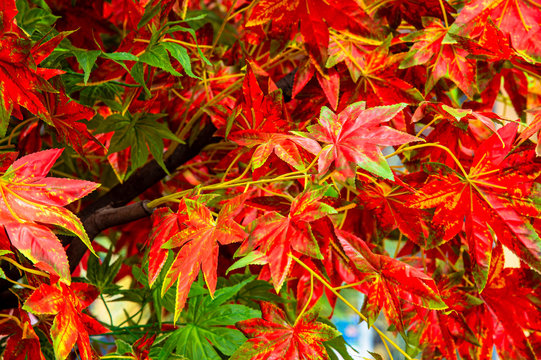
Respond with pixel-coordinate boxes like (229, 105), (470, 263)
(400, 18), (477, 98)
(408, 123), (541, 288)
(453, 0), (541, 60)
(296, 102), (420, 179)
(337, 229), (447, 332)
(232, 302), (339, 360)
(238, 186), (336, 292)
(246, 0), (376, 67)
(0, 149), (99, 283)
(155, 197), (247, 321)
(23, 282), (108, 360)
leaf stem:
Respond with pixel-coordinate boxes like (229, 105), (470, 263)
(438, 0), (449, 28)
(294, 273), (314, 326)
(385, 143), (468, 178)
(0, 256), (49, 277)
(289, 254), (416, 360)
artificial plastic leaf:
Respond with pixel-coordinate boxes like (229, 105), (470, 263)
(0, 149), (99, 282)
(337, 229), (447, 332)
(238, 186), (336, 292)
(158, 277), (259, 360)
(232, 302), (339, 360)
(23, 282), (108, 360)
(300, 101), (419, 179)
(160, 198), (247, 321)
(400, 18), (477, 98)
(408, 123), (541, 288)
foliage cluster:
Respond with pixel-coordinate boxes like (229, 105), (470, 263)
(1, 0), (541, 359)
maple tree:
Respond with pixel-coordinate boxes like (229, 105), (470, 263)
(1, 0), (541, 359)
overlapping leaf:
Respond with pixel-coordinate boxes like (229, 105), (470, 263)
(158, 277), (260, 360)
(159, 197), (246, 321)
(23, 282), (108, 360)
(0, 149), (99, 282)
(0, 308), (45, 360)
(247, 0), (375, 67)
(296, 102), (420, 179)
(454, 0), (541, 59)
(337, 229), (447, 332)
(232, 302), (339, 360)
(401, 18), (477, 98)
(238, 186), (336, 292)
(408, 123), (541, 288)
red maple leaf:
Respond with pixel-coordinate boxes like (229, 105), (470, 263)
(23, 282), (108, 360)
(158, 197), (246, 321)
(297, 101), (419, 179)
(346, 41), (424, 107)
(454, 0), (541, 60)
(337, 229), (447, 332)
(478, 242), (541, 360)
(0, 149), (99, 282)
(357, 179), (429, 246)
(229, 131), (320, 171)
(0, 1), (65, 132)
(400, 19), (477, 98)
(0, 308), (45, 360)
(246, 0), (375, 68)
(408, 123), (541, 287)
(372, 0), (455, 29)
(238, 186), (336, 292)
(233, 302), (339, 360)
(43, 90), (101, 156)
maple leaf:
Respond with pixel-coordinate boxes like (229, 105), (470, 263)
(0, 0), (63, 135)
(326, 32), (370, 83)
(159, 277), (260, 360)
(229, 66), (288, 134)
(229, 130), (320, 171)
(408, 123), (541, 288)
(345, 40), (424, 106)
(358, 179), (429, 245)
(0, 149), (99, 282)
(43, 90), (101, 156)
(400, 18), (477, 98)
(23, 282), (108, 360)
(297, 102), (420, 179)
(232, 302), (339, 360)
(337, 229), (447, 332)
(0, 308), (45, 360)
(369, 0), (455, 30)
(478, 243), (541, 360)
(238, 186), (336, 292)
(159, 197), (247, 321)
(246, 0), (375, 68)
(454, 0), (541, 60)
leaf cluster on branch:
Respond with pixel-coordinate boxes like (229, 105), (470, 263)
(1, 0), (541, 359)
